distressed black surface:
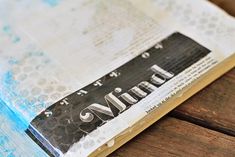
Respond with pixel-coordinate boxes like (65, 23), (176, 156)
(27, 32), (211, 156)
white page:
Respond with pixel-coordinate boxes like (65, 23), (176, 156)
(0, 0), (234, 156)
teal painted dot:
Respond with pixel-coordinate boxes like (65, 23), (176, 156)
(3, 71), (14, 85)
(6, 150), (15, 157)
(2, 25), (21, 43)
(8, 58), (19, 65)
(43, 0), (61, 7)
(13, 36), (20, 43)
(0, 136), (8, 144)
(3, 25), (11, 33)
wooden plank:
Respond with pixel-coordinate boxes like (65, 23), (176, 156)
(172, 67), (235, 136)
(109, 117), (235, 157)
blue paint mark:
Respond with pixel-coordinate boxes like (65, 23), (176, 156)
(8, 58), (19, 65)
(0, 69), (49, 156)
(1, 71), (28, 128)
(0, 99), (26, 134)
(1, 71), (32, 125)
(13, 36), (21, 43)
(3, 25), (11, 33)
(0, 52), (52, 156)
(0, 51), (51, 123)
(2, 25), (21, 43)
(3, 71), (14, 85)
(0, 100), (48, 157)
(43, 0), (61, 7)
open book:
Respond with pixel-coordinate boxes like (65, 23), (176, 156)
(0, 0), (235, 156)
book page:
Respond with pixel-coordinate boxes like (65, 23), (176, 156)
(0, 0), (234, 156)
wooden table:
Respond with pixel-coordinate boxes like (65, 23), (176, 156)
(109, 1), (235, 156)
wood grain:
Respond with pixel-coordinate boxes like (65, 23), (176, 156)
(172, 68), (235, 136)
(110, 117), (235, 157)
